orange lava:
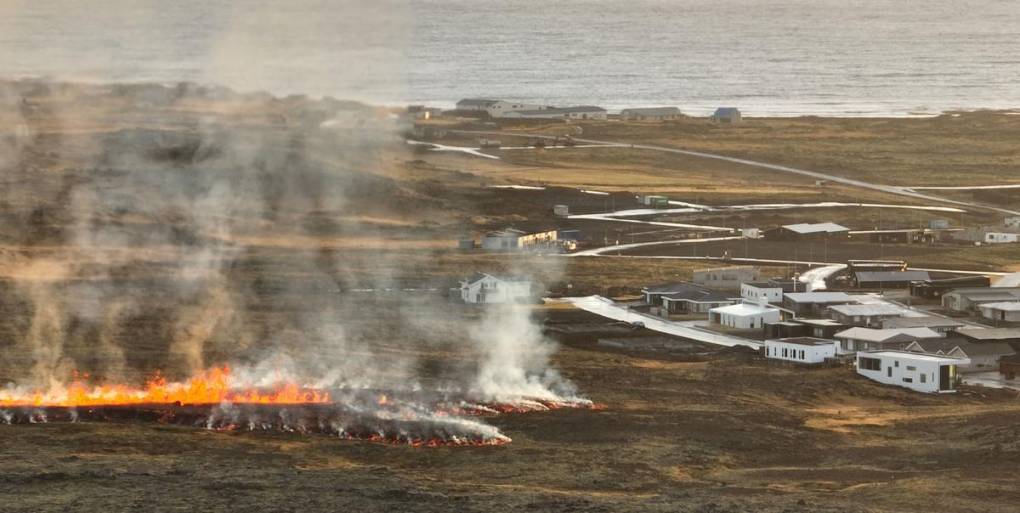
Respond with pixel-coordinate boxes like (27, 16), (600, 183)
(0, 366), (331, 408)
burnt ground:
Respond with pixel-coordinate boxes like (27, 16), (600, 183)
(2, 308), (1020, 513)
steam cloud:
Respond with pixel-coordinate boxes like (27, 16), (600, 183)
(0, 1), (585, 438)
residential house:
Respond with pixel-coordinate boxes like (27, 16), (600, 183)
(765, 337), (838, 364)
(659, 287), (736, 315)
(827, 304), (906, 327)
(692, 266), (761, 290)
(481, 228), (559, 252)
(485, 101), (554, 118)
(782, 292), (855, 316)
(880, 316), (966, 334)
(905, 339), (1015, 373)
(985, 232), (1019, 244)
(711, 107), (742, 123)
(460, 273), (533, 304)
(619, 107), (682, 121)
(709, 302), (781, 329)
(942, 287), (1020, 313)
(978, 302), (1020, 323)
(856, 351), (966, 393)
(835, 327), (943, 353)
(455, 98), (499, 111)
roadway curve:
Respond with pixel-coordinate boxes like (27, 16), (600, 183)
(451, 130), (1020, 216)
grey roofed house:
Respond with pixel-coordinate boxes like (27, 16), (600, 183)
(456, 98), (500, 109)
(783, 222), (851, 234)
(784, 292), (854, 304)
(942, 287), (1020, 312)
(828, 304), (904, 317)
(711, 107), (742, 122)
(881, 316), (966, 331)
(956, 327), (1020, 342)
(660, 287), (733, 303)
(836, 326), (944, 352)
(905, 338), (1016, 372)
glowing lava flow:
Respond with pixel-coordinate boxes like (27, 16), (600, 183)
(0, 367), (331, 408)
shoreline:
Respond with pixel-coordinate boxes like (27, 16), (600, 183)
(5, 76), (1019, 120)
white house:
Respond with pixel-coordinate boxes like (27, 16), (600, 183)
(740, 282), (783, 304)
(460, 273), (533, 304)
(709, 302), (781, 329)
(856, 351), (967, 393)
(978, 301), (1020, 323)
(485, 101), (554, 118)
(985, 232), (1019, 244)
(765, 337), (838, 364)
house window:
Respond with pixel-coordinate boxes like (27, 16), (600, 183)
(920, 374), (926, 383)
(906, 366), (916, 371)
(800, 350), (805, 360)
(902, 377), (913, 383)
(859, 357), (881, 371)
(783, 348), (788, 357)
(894, 361), (899, 368)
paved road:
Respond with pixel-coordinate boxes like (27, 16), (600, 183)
(451, 130), (1020, 216)
(569, 236), (742, 256)
(558, 296), (762, 349)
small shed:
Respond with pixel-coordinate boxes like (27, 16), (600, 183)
(765, 337), (838, 364)
(711, 107), (742, 123)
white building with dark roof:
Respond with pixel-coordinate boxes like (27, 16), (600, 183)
(485, 101), (555, 118)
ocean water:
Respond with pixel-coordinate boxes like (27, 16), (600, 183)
(1, 0), (1018, 116)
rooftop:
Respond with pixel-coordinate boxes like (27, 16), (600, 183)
(908, 339), (1015, 358)
(828, 304), (904, 317)
(860, 350), (966, 363)
(463, 272), (531, 284)
(881, 317), (965, 329)
(836, 327), (942, 342)
(768, 337), (837, 347)
(782, 222), (850, 234)
(792, 318), (845, 327)
(710, 303), (778, 316)
(956, 327), (1020, 341)
(978, 301), (1020, 311)
(855, 270), (931, 282)
(784, 292), (853, 303)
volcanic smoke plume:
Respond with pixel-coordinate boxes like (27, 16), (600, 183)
(0, 4), (591, 446)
